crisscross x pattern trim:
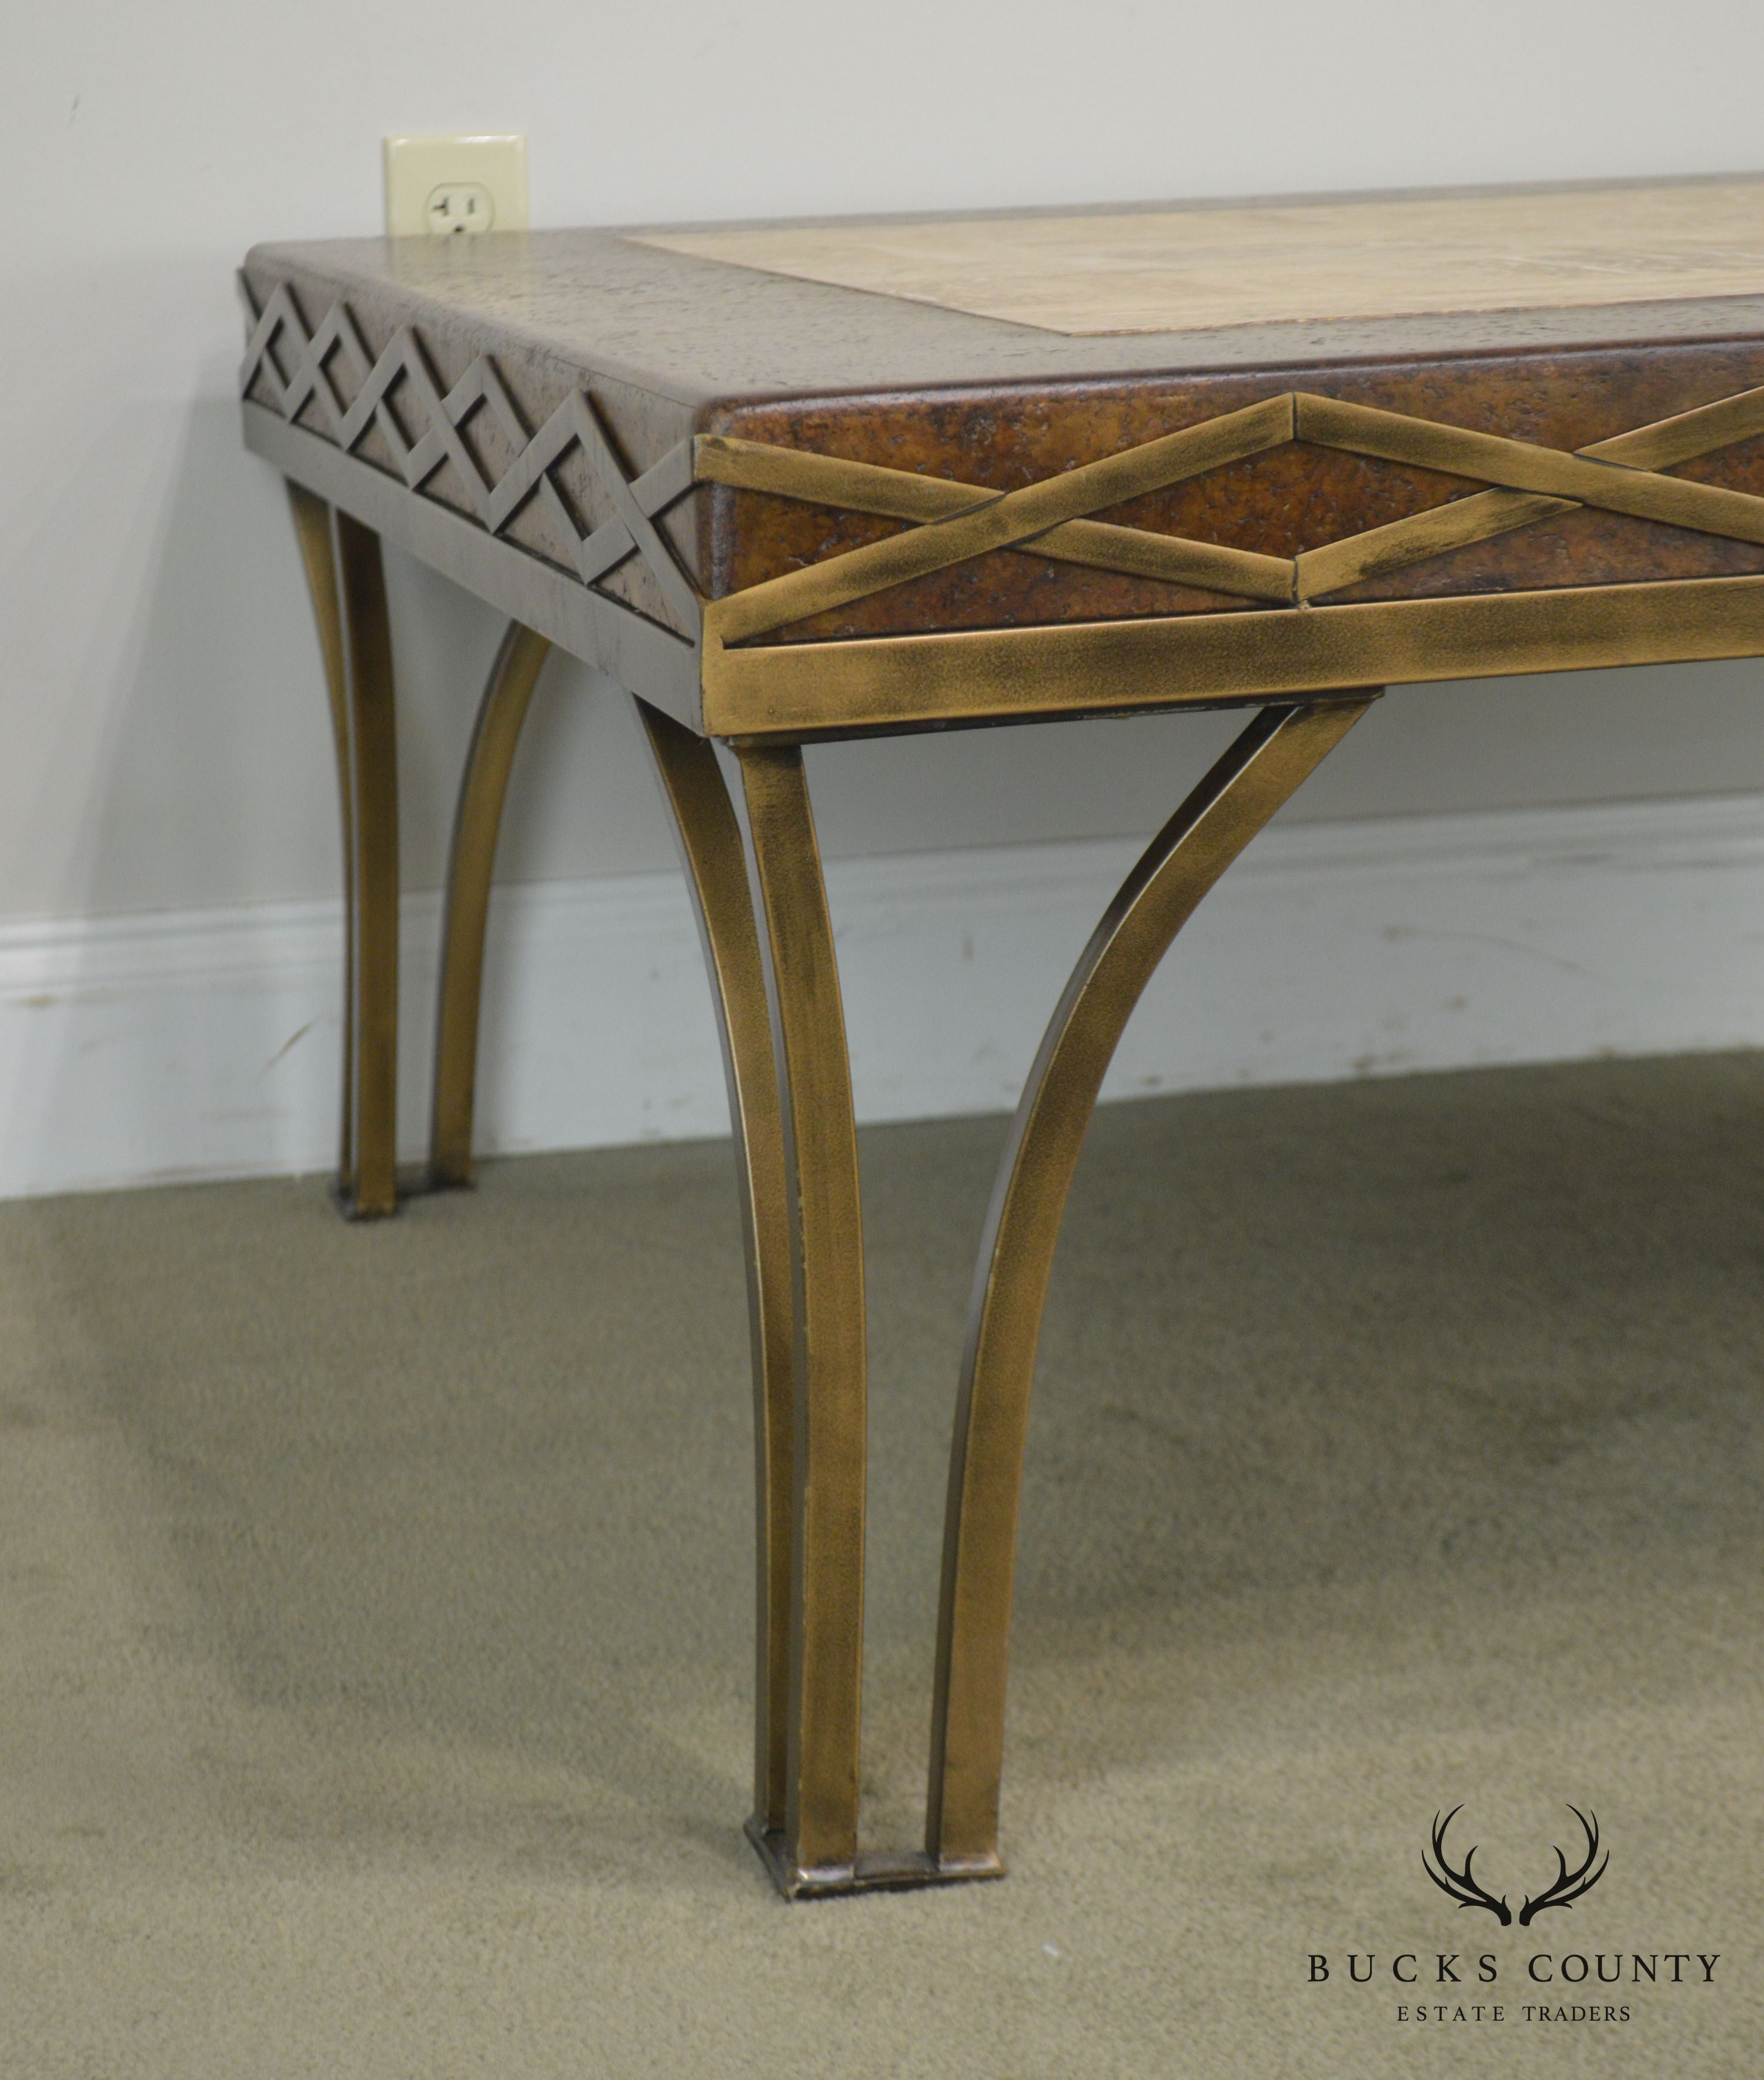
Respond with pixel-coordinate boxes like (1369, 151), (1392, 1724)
(697, 382), (1764, 642)
(239, 282), (700, 637)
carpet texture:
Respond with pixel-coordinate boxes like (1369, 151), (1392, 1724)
(2, 1055), (1760, 2076)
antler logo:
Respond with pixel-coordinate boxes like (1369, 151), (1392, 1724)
(1424, 1806), (1512, 1925)
(1423, 1805), (1609, 1928)
(1518, 1806), (1609, 1927)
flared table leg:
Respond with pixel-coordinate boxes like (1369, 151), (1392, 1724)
(636, 706), (796, 1840)
(286, 488), (401, 1219)
(732, 744), (869, 1893)
(649, 719), (1006, 1895)
(430, 624), (552, 1188)
(926, 694), (1379, 1875)
(286, 485), (357, 1198)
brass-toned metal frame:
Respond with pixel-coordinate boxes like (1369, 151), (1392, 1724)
(431, 624), (553, 1188)
(704, 574), (1764, 735)
(733, 743), (868, 1888)
(266, 338), (1764, 1900)
(697, 377), (1764, 737)
(279, 488), (925, 1890)
(288, 486), (401, 1218)
(632, 707), (797, 1849)
(926, 694), (1378, 1873)
(285, 502), (562, 1213)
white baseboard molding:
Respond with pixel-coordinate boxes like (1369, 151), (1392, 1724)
(5, 792), (1764, 1200)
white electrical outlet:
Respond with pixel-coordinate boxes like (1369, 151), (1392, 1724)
(383, 135), (529, 238)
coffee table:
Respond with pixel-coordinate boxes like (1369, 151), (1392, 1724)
(239, 173), (1764, 1895)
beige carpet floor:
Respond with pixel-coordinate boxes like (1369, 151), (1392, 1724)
(2, 1055), (1762, 2076)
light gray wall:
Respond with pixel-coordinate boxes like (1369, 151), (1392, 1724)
(7, 1), (1764, 927)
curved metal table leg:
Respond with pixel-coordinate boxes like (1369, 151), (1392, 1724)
(634, 703), (796, 1847)
(733, 743), (871, 1894)
(430, 624), (553, 1188)
(286, 484), (356, 1196)
(925, 693), (1379, 1875)
(287, 489), (401, 1219)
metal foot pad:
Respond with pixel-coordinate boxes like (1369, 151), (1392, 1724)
(745, 1818), (1005, 1900)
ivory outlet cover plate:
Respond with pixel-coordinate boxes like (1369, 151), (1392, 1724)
(383, 134), (529, 238)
